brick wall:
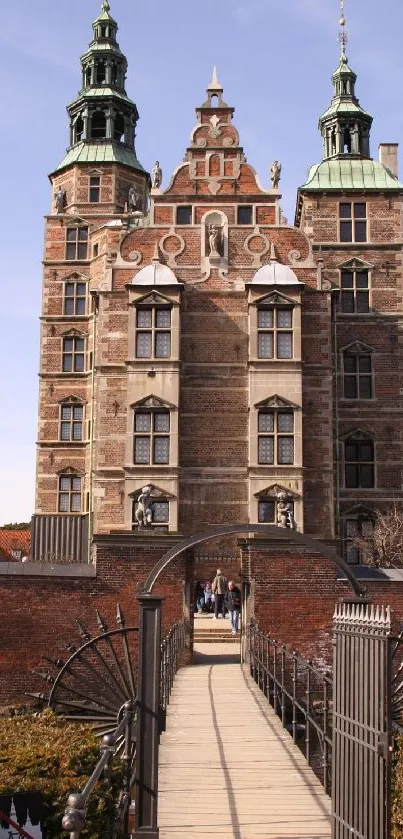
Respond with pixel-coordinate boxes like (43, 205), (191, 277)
(0, 535), (193, 707)
(240, 538), (403, 665)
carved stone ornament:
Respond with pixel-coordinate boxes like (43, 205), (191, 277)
(159, 228), (185, 268)
(244, 229), (271, 268)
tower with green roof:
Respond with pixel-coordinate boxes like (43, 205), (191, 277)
(296, 9), (403, 224)
(295, 3), (403, 564)
(50, 0), (148, 212)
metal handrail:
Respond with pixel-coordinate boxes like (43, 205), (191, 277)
(248, 623), (333, 794)
(160, 622), (186, 719)
(62, 699), (135, 839)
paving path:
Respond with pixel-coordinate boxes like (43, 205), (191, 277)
(158, 642), (331, 839)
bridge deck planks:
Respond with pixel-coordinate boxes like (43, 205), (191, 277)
(158, 642), (331, 839)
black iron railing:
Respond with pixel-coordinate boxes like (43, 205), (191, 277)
(160, 622), (186, 720)
(62, 699), (136, 839)
(248, 623), (333, 793)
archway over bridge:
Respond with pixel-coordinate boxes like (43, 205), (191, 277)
(142, 523), (365, 598)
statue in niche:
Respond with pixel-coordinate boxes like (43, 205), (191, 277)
(208, 224), (222, 258)
(135, 485), (153, 527)
(151, 161), (162, 190)
(128, 185), (142, 213)
(276, 491), (296, 530)
(54, 186), (67, 214)
(270, 160), (282, 189)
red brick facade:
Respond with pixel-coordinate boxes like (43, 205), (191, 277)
(3, 8), (403, 707)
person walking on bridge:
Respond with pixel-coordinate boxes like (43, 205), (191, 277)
(212, 568), (227, 619)
(226, 581), (242, 635)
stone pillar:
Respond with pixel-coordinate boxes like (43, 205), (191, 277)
(134, 593), (163, 839)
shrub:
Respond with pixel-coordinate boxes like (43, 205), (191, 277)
(0, 709), (125, 838)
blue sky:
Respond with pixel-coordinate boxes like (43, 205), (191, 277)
(1, 0), (402, 525)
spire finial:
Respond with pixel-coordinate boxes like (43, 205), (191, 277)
(102, 0), (110, 11)
(207, 66), (223, 92)
(339, 0), (348, 61)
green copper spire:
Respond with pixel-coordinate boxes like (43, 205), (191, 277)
(53, 1), (146, 174)
(318, 0), (372, 160)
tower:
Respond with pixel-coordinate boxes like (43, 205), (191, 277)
(32, 2), (149, 563)
(295, 2), (403, 563)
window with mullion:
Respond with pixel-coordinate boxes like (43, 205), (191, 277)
(257, 307), (293, 359)
(62, 337), (85, 372)
(64, 282), (87, 316)
(135, 307), (171, 359)
(339, 203), (367, 243)
(340, 270), (370, 313)
(258, 410), (294, 465)
(66, 227), (89, 261)
(343, 353), (372, 399)
(344, 439), (375, 488)
(132, 497), (169, 530)
(60, 403), (84, 441)
(58, 475), (82, 512)
(133, 409), (170, 464)
(258, 497), (294, 523)
(343, 516), (374, 564)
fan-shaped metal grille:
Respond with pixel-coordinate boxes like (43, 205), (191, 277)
(31, 604), (138, 740)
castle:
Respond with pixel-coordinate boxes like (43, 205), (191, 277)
(3, 0), (403, 706)
(32, 1), (403, 567)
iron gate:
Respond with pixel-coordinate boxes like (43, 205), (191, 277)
(332, 603), (391, 839)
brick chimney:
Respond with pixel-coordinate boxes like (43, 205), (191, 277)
(379, 143), (399, 177)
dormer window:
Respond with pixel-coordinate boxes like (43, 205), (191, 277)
(257, 307), (293, 359)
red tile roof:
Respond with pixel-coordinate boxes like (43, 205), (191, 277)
(0, 528), (31, 561)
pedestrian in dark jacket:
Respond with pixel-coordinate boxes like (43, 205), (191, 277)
(226, 581), (242, 634)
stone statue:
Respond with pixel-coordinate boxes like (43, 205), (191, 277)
(54, 186), (66, 214)
(208, 224), (222, 258)
(276, 491), (295, 529)
(135, 485), (153, 527)
(128, 185), (141, 213)
(151, 161), (162, 190)
(270, 160), (282, 189)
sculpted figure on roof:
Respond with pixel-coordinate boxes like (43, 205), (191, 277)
(270, 160), (282, 189)
(152, 161), (162, 190)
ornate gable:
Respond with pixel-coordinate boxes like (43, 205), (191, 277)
(129, 483), (175, 500)
(340, 427), (374, 441)
(255, 394), (300, 410)
(61, 328), (87, 338)
(134, 291), (172, 307)
(131, 394), (175, 410)
(255, 291), (296, 307)
(338, 257), (373, 270)
(58, 395), (85, 404)
(61, 271), (89, 283)
(255, 483), (300, 500)
(340, 340), (375, 354)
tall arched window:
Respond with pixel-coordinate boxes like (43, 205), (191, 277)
(114, 114), (125, 143)
(91, 111), (106, 140)
(75, 116), (84, 143)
